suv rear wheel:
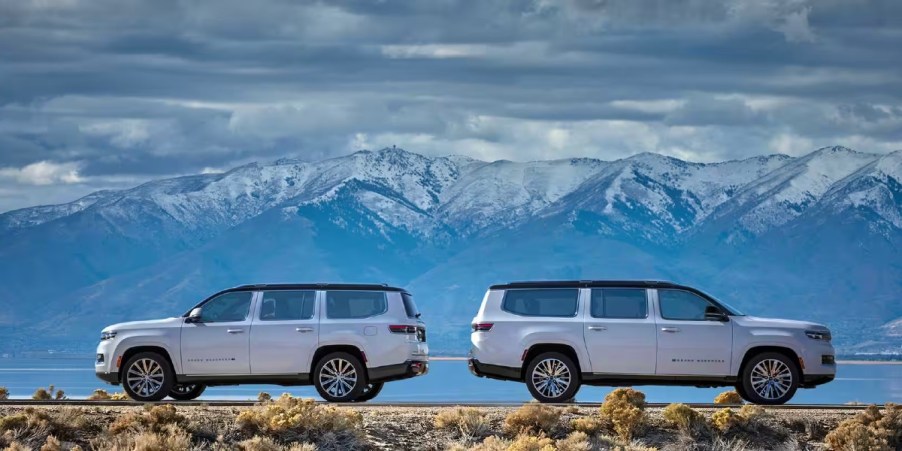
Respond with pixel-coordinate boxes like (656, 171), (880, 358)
(122, 352), (175, 402)
(313, 352), (367, 402)
(525, 352), (581, 403)
(740, 352), (799, 405)
(354, 382), (384, 402)
(169, 383), (206, 401)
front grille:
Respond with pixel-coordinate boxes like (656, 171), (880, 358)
(416, 327), (426, 342)
(822, 355), (835, 365)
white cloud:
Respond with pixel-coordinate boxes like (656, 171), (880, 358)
(0, 161), (84, 185)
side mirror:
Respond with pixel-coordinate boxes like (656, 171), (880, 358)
(705, 306), (729, 322)
(186, 307), (203, 323)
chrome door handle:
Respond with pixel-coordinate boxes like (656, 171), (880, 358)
(587, 325), (607, 331)
(226, 329), (244, 334)
(661, 327), (680, 333)
(296, 327), (314, 333)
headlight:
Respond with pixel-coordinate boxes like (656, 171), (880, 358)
(805, 330), (831, 341)
(100, 331), (117, 341)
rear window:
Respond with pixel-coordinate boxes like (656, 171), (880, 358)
(501, 289), (579, 317)
(402, 292), (419, 319)
(326, 291), (387, 319)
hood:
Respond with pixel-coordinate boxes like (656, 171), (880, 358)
(102, 317), (183, 332)
(737, 316), (828, 331)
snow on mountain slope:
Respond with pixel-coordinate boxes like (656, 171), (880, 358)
(0, 190), (114, 234)
(437, 157), (608, 232)
(713, 146), (881, 236)
(818, 150), (902, 231)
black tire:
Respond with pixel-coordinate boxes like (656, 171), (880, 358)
(121, 352), (175, 402)
(735, 382), (752, 403)
(353, 382), (384, 402)
(525, 352), (581, 403)
(313, 352), (367, 402)
(740, 352), (800, 405)
(168, 383), (206, 401)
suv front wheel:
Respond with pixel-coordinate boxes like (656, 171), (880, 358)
(525, 352), (581, 403)
(122, 352), (175, 402)
(740, 352), (800, 405)
(313, 352), (367, 402)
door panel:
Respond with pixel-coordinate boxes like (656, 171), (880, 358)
(584, 288), (657, 375)
(180, 291), (255, 375)
(249, 290), (319, 375)
(654, 289), (733, 376)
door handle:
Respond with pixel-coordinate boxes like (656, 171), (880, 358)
(587, 325), (607, 331)
(226, 329), (244, 334)
(296, 327), (314, 333)
(661, 327), (680, 333)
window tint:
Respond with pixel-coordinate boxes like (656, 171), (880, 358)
(501, 289), (579, 317)
(259, 290), (315, 321)
(200, 292), (252, 322)
(326, 291), (387, 319)
(591, 288), (647, 319)
(658, 289), (714, 320)
(402, 293), (419, 319)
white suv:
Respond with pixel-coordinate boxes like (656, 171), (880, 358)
(468, 280), (835, 405)
(96, 283), (428, 402)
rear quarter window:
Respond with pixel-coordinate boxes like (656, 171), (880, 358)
(326, 291), (387, 319)
(401, 292), (419, 319)
(501, 288), (579, 317)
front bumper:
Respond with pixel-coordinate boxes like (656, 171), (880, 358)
(369, 360), (429, 383)
(95, 341), (120, 385)
(802, 374), (835, 388)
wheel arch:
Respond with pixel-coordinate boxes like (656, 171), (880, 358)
(738, 345), (803, 377)
(520, 343), (582, 380)
(118, 345), (177, 382)
(311, 345), (368, 380)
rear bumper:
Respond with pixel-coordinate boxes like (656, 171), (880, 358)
(369, 360), (428, 383)
(468, 358), (521, 382)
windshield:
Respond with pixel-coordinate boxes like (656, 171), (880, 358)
(704, 290), (745, 316)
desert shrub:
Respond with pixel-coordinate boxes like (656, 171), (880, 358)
(31, 386), (64, 401)
(3, 442), (29, 451)
(508, 434), (554, 451)
(39, 436), (60, 451)
(109, 392), (129, 401)
(108, 404), (186, 434)
(570, 415), (605, 435)
(237, 435), (318, 451)
(258, 392), (272, 403)
(711, 408), (742, 432)
(235, 394), (363, 449)
(94, 423), (191, 451)
(87, 389), (111, 400)
(0, 408), (90, 448)
(0, 388), (8, 400)
(600, 388), (646, 441)
(662, 403), (704, 434)
(555, 432), (590, 451)
(823, 403), (902, 450)
(825, 418), (890, 451)
(502, 403), (561, 436)
(713, 391), (743, 405)
(434, 407), (491, 438)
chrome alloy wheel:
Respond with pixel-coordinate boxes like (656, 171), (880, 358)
(750, 358), (793, 400)
(531, 358), (571, 399)
(126, 358), (165, 397)
(319, 358), (359, 398)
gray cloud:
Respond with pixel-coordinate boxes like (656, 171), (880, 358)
(0, 0), (900, 212)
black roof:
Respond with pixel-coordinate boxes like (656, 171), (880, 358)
(229, 283), (408, 293)
(489, 280), (688, 290)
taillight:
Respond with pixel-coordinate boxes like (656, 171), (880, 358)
(472, 323), (494, 332)
(389, 325), (417, 334)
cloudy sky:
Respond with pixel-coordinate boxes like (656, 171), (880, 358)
(1, 0), (901, 212)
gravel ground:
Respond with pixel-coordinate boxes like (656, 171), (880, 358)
(0, 404), (864, 450)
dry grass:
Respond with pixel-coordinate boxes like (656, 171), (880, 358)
(94, 423), (191, 451)
(86, 389), (129, 401)
(824, 403), (901, 451)
(502, 403), (561, 436)
(236, 435), (317, 451)
(0, 388), (8, 401)
(569, 415), (605, 435)
(108, 404), (186, 435)
(235, 394), (364, 450)
(451, 432), (591, 451)
(0, 407), (93, 449)
(434, 407), (491, 438)
(662, 403), (705, 436)
(600, 388), (646, 441)
(257, 392), (272, 403)
(713, 391), (743, 405)
(31, 386), (65, 401)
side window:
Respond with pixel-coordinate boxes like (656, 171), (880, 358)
(501, 289), (579, 317)
(259, 290), (315, 321)
(658, 289), (714, 321)
(401, 293), (420, 319)
(326, 291), (387, 319)
(590, 288), (647, 319)
(200, 292), (253, 323)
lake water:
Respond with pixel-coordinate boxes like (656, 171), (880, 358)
(1, 359), (900, 404)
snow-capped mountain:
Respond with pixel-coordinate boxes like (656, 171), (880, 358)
(1, 146), (900, 356)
